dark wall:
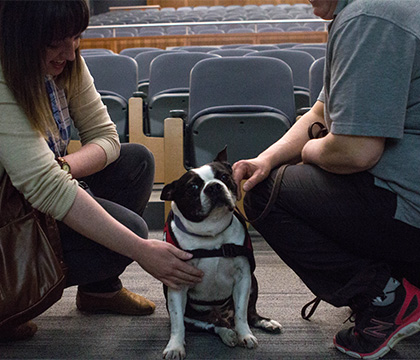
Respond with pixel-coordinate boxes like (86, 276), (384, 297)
(89, 0), (147, 15)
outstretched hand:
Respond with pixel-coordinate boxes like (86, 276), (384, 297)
(232, 157), (272, 199)
(136, 239), (204, 290)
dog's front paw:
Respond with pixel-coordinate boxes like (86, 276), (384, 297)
(163, 340), (186, 360)
(239, 333), (258, 349)
(217, 328), (238, 347)
(255, 319), (283, 333)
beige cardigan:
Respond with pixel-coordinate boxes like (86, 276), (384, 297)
(0, 58), (120, 220)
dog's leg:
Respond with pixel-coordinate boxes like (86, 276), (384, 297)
(233, 266), (258, 349)
(163, 288), (188, 360)
(184, 317), (239, 347)
(248, 275), (282, 333)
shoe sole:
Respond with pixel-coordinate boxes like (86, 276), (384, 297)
(334, 318), (420, 359)
(76, 304), (155, 316)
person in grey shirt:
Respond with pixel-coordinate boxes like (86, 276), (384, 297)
(233, 0), (420, 358)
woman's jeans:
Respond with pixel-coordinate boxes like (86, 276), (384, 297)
(244, 164), (420, 308)
(58, 143), (155, 293)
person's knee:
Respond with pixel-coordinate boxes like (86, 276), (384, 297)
(122, 210), (148, 239)
(121, 143), (155, 169)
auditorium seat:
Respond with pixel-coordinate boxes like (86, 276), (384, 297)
(115, 27), (138, 37)
(174, 56), (294, 168)
(292, 45), (326, 59)
(166, 26), (192, 35)
(134, 49), (166, 94)
(172, 46), (221, 52)
(82, 28), (112, 38)
(82, 32), (105, 39)
(287, 25), (313, 32)
(245, 49), (315, 111)
(83, 54), (138, 102)
(309, 56), (325, 106)
(146, 52), (219, 137)
(81, 48), (115, 56)
(119, 47), (160, 58)
(238, 44), (279, 51)
(208, 48), (257, 56)
(100, 92), (129, 143)
(258, 27), (284, 33)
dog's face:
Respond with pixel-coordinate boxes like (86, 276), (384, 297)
(161, 148), (237, 223)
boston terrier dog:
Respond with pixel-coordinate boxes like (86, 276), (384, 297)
(160, 148), (282, 360)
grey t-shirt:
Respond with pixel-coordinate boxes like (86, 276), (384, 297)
(322, 0), (420, 228)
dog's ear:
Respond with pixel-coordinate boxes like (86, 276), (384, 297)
(160, 181), (177, 201)
(214, 146), (228, 163)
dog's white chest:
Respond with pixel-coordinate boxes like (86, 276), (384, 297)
(189, 256), (249, 303)
(171, 217), (250, 303)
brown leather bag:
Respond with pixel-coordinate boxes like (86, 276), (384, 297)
(0, 174), (67, 332)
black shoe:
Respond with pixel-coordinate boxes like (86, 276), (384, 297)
(334, 278), (420, 359)
(0, 321), (38, 342)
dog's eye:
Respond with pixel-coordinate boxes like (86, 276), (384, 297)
(189, 183), (200, 192)
(220, 174), (229, 183)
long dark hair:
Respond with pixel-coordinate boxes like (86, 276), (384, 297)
(0, 0), (89, 136)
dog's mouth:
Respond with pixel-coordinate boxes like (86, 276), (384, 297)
(211, 198), (235, 211)
(182, 200), (233, 223)
(202, 183), (236, 213)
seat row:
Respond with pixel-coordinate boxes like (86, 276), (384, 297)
(81, 42), (325, 110)
(82, 22), (325, 38)
(89, 3), (315, 26)
(77, 45), (325, 185)
(84, 2), (325, 38)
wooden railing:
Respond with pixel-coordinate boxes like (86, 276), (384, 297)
(81, 30), (327, 53)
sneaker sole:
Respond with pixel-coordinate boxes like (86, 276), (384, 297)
(334, 318), (420, 359)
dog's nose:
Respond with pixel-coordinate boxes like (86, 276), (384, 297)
(204, 182), (223, 197)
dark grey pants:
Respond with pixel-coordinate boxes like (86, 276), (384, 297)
(244, 164), (420, 308)
(59, 143), (155, 293)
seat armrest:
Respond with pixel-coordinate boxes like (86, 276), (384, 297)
(133, 91), (147, 99)
(169, 109), (187, 121)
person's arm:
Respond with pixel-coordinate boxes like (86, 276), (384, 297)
(301, 133), (385, 174)
(62, 187), (204, 289)
(233, 101), (325, 195)
(61, 143), (107, 179)
(64, 58), (121, 178)
(0, 73), (203, 290)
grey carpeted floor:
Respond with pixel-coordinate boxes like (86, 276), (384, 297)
(2, 230), (419, 359)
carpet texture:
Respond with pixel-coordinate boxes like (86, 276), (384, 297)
(1, 230), (419, 359)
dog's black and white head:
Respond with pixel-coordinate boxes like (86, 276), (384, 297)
(161, 148), (237, 236)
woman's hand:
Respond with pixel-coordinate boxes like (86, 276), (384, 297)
(136, 239), (204, 290)
(232, 156), (272, 199)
